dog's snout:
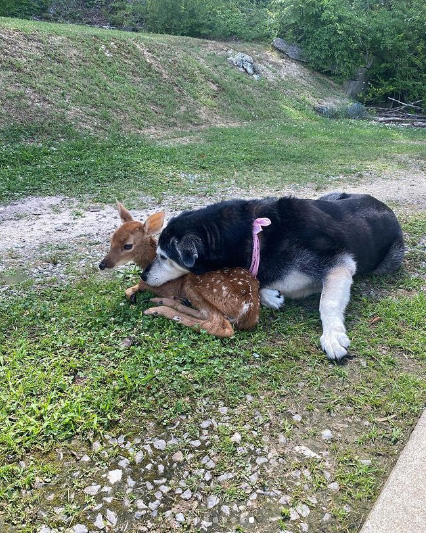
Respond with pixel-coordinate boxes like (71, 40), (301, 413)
(99, 261), (106, 270)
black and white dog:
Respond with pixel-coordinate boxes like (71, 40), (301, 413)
(142, 193), (404, 360)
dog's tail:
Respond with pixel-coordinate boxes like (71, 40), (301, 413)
(373, 238), (405, 274)
(318, 192), (350, 201)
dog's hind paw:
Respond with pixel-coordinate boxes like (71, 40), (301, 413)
(320, 331), (350, 361)
(260, 289), (284, 309)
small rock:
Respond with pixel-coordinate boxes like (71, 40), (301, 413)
(230, 432), (242, 444)
(153, 439), (166, 451)
(175, 513), (185, 523)
(301, 523), (309, 532)
(249, 472), (258, 484)
(290, 508), (300, 521)
(221, 505), (230, 515)
(79, 454), (91, 462)
(73, 526), (88, 533)
(118, 458), (130, 468)
(292, 414), (302, 422)
(256, 456), (268, 466)
(149, 500), (161, 511)
(321, 429), (333, 440)
(207, 494), (220, 509)
(172, 451), (184, 462)
(136, 500), (147, 509)
(205, 471), (212, 481)
(94, 513), (104, 529)
(190, 440), (202, 448)
(159, 485), (170, 493)
(296, 503), (310, 518)
(205, 460), (216, 469)
(360, 459), (372, 466)
(218, 407), (228, 415)
(181, 489), (192, 500)
(328, 482), (340, 492)
(127, 476), (136, 488)
(217, 472), (234, 482)
(322, 512), (332, 523)
(106, 509), (117, 526)
(279, 495), (291, 505)
(92, 441), (102, 452)
(84, 484), (101, 496)
(278, 434), (287, 445)
(294, 446), (320, 459)
(107, 469), (122, 484)
(134, 451), (144, 464)
(200, 420), (212, 429)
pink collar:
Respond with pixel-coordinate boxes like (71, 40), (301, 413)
(249, 217), (271, 277)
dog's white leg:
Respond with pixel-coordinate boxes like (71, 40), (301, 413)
(319, 257), (356, 361)
(260, 288), (285, 309)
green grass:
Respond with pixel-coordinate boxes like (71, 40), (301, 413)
(1, 119), (425, 205)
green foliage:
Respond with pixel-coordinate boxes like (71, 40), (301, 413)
(271, 0), (426, 108)
(0, 0), (49, 18)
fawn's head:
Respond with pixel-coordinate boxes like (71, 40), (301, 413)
(99, 202), (165, 271)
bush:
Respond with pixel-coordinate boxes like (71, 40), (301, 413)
(270, 0), (426, 109)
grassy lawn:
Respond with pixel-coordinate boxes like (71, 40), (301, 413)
(1, 16), (426, 533)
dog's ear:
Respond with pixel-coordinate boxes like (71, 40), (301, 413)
(117, 202), (134, 223)
(144, 212), (165, 235)
(176, 235), (199, 268)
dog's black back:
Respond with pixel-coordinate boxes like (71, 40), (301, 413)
(156, 193), (404, 285)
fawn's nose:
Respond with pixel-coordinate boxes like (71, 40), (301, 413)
(99, 261), (106, 270)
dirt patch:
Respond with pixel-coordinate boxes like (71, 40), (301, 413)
(0, 172), (424, 260)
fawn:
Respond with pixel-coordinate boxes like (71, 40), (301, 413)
(99, 203), (260, 337)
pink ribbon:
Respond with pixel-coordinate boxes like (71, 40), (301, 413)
(249, 217), (271, 278)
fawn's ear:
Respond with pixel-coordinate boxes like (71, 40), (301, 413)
(117, 202), (134, 223)
(144, 212), (165, 235)
(175, 235), (199, 268)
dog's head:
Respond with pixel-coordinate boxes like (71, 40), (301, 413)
(141, 225), (203, 286)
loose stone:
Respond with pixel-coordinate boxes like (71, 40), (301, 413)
(107, 469), (122, 484)
(328, 481), (340, 492)
(94, 513), (104, 529)
(175, 513), (185, 523)
(296, 503), (310, 518)
(200, 420), (212, 429)
(249, 472), (258, 484)
(181, 489), (192, 500)
(84, 484), (101, 496)
(172, 451), (184, 462)
(190, 440), (202, 447)
(230, 432), (242, 444)
(321, 429), (333, 440)
(134, 451), (144, 464)
(153, 439), (167, 451)
(207, 494), (220, 508)
(106, 509), (117, 526)
(73, 526), (88, 533)
(118, 458), (130, 468)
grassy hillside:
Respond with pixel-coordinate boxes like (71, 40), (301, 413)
(0, 17), (346, 141)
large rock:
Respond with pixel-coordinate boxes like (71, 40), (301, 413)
(272, 38), (306, 62)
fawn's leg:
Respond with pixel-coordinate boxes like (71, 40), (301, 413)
(149, 297), (205, 319)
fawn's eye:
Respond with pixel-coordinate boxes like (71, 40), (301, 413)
(159, 253), (167, 260)
(124, 244), (133, 250)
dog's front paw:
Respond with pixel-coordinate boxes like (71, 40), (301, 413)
(260, 288), (284, 309)
(320, 331), (350, 361)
